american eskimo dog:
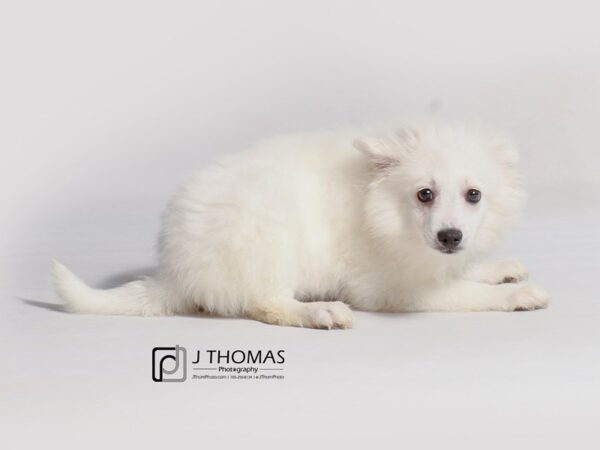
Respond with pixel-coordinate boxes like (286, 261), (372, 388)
(53, 122), (549, 328)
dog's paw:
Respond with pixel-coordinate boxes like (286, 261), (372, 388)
(249, 300), (354, 329)
(497, 260), (529, 284)
(508, 284), (550, 311)
(305, 301), (354, 329)
(476, 260), (529, 284)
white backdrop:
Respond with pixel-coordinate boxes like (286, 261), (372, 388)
(2, 1), (600, 243)
(1, 1), (600, 449)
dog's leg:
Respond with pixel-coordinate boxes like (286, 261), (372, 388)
(410, 279), (549, 312)
(247, 298), (354, 329)
(465, 260), (529, 285)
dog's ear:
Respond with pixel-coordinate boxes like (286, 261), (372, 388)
(490, 135), (519, 167)
(394, 126), (421, 148)
(353, 136), (400, 170)
(499, 142), (519, 167)
(354, 127), (420, 171)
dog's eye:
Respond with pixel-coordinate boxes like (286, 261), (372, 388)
(466, 189), (481, 203)
(417, 188), (434, 203)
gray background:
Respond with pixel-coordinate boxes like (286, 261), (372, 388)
(1, 1), (599, 448)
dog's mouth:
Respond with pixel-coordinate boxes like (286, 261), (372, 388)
(424, 235), (465, 255)
(435, 246), (463, 255)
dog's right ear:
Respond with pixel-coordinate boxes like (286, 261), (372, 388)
(353, 136), (400, 171)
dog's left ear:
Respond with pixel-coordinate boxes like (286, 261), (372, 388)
(490, 135), (519, 167)
(499, 143), (519, 167)
(354, 127), (420, 170)
(353, 136), (400, 170)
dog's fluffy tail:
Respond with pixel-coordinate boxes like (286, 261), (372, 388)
(52, 260), (165, 315)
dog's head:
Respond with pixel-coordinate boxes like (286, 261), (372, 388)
(355, 123), (524, 259)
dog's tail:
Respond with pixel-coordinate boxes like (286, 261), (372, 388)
(52, 260), (166, 315)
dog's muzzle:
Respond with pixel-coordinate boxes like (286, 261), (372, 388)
(437, 228), (463, 253)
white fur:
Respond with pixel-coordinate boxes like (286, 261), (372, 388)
(53, 122), (549, 328)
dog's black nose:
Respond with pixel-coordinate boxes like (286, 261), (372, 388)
(437, 228), (463, 249)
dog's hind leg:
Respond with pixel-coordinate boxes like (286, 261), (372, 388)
(247, 298), (354, 329)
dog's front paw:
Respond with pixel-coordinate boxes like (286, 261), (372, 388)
(497, 260), (529, 284)
(483, 260), (529, 284)
(508, 284), (550, 311)
(307, 301), (354, 329)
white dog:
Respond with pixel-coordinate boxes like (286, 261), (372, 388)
(53, 122), (549, 329)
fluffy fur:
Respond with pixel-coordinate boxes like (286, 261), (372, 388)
(53, 122), (549, 328)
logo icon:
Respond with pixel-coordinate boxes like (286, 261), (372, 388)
(152, 346), (187, 382)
